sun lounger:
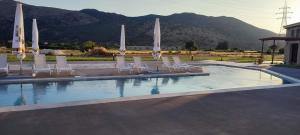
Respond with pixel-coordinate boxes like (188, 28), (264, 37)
(161, 56), (176, 71)
(172, 56), (193, 70)
(133, 56), (148, 72)
(116, 56), (132, 73)
(33, 54), (52, 75)
(0, 54), (8, 74)
(55, 56), (74, 74)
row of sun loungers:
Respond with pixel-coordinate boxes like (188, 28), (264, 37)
(162, 56), (195, 71)
(34, 55), (75, 75)
(0, 54), (73, 76)
(0, 54), (195, 76)
(116, 56), (194, 73)
(116, 56), (150, 73)
(0, 55), (8, 74)
(32, 55), (74, 76)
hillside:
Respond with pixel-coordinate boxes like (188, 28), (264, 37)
(0, 0), (276, 50)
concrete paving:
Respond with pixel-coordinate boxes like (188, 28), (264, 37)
(268, 66), (300, 79)
(1, 85), (300, 135)
(1, 61), (300, 135)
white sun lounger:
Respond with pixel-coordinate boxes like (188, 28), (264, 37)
(133, 56), (148, 72)
(172, 56), (193, 70)
(33, 54), (52, 75)
(116, 56), (132, 73)
(55, 56), (74, 74)
(161, 56), (176, 71)
(0, 54), (8, 74)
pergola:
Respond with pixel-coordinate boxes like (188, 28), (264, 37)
(259, 37), (300, 64)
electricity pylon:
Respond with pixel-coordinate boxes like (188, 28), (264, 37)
(276, 0), (292, 36)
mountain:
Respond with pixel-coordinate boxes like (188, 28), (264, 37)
(0, 0), (275, 50)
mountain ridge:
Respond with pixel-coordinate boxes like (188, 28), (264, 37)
(0, 0), (275, 50)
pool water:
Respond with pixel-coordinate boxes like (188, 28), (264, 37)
(0, 66), (289, 107)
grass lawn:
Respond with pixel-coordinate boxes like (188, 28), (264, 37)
(6, 53), (283, 63)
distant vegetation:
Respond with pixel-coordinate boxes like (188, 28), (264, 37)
(215, 41), (229, 50)
(81, 41), (96, 52)
(185, 41), (198, 54)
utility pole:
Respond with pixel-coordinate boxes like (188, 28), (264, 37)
(276, 0), (292, 36)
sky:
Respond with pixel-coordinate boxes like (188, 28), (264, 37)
(23, 0), (300, 33)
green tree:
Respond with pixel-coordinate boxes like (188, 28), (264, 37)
(216, 41), (229, 50)
(269, 45), (278, 51)
(81, 41), (96, 52)
(185, 41), (197, 54)
(279, 48), (284, 54)
(266, 48), (272, 54)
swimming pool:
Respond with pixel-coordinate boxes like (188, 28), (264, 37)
(0, 66), (290, 107)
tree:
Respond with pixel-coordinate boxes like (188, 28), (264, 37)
(216, 41), (229, 50)
(269, 45), (278, 64)
(269, 45), (278, 51)
(266, 48), (272, 54)
(279, 48), (284, 54)
(81, 41), (96, 52)
(185, 41), (197, 54)
(0, 41), (4, 47)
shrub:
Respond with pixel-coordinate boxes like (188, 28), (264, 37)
(185, 41), (197, 54)
(216, 41), (229, 50)
(89, 47), (112, 56)
(266, 48), (272, 54)
(81, 41), (96, 52)
(279, 48), (284, 54)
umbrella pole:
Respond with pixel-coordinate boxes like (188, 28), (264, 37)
(156, 59), (159, 72)
(19, 58), (23, 75)
(21, 83), (23, 93)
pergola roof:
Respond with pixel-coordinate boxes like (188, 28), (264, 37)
(284, 22), (300, 29)
(259, 37), (300, 41)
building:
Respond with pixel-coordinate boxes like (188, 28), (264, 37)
(284, 22), (300, 64)
(260, 22), (300, 65)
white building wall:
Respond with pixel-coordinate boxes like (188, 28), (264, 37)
(298, 41), (300, 65)
(285, 25), (300, 64)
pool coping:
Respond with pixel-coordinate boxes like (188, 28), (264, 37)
(0, 72), (210, 84)
(1, 83), (300, 113)
(1, 64), (300, 113)
(197, 64), (300, 83)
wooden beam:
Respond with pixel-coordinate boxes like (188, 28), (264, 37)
(271, 40), (276, 64)
(261, 40), (264, 59)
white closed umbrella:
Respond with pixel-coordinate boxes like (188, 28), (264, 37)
(153, 18), (161, 53)
(12, 0), (26, 74)
(119, 25), (126, 56)
(32, 19), (39, 55)
(152, 18), (161, 72)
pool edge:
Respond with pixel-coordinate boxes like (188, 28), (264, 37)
(0, 72), (210, 84)
(0, 83), (299, 113)
(1, 64), (300, 113)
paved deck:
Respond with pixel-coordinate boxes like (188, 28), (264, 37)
(3, 61), (203, 78)
(0, 85), (300, 135)
(268, 66), (300, 79)
(1, 61), (300, 135)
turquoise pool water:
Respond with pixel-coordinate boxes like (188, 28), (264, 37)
(0, 66), (289, 107)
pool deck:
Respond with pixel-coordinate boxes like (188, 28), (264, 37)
(1, 85), (300, 135)
(1, 61), (300, 135)
(1, 61), (204, 79)
(268, 66), (300, 79)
